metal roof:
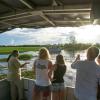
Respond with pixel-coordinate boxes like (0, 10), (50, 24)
(0, 0), (99, 32)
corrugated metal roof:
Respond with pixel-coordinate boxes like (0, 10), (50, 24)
(0, 0), (99, 32)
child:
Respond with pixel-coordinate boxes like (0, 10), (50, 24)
(32, 47), (53, 100)
(51, 54), (66, 100)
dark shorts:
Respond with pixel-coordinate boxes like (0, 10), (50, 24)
(34, 84), (51, 97)
(51, 83), (65, 92)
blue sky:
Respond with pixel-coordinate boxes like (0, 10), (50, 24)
(0, 25), (100, 45)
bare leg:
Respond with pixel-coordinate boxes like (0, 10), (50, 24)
(47, 92), (51, 100)
(32, 87), (41, 100)
(59, 89), (65, 100)
(52, 91), (59, 100)
(43, 92), (51, 100)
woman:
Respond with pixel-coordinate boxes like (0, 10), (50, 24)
(32, 47), (53, 100)
(7, 50), (28, 100)
(51, 54), (66, 100)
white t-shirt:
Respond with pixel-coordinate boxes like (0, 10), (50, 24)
(34, 59), (51, 86)
(71, 60), (100, 100)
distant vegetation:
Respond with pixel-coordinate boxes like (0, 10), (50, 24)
(0, 46), (40, 54)
(0, 44), (100, 53)
(63, 43), (91, 51)
(63, 43), (100, 51)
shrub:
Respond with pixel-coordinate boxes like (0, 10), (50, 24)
(0, 74), (7, 80)
(22, 70), (35, 79)
(19, 54), (33, 60)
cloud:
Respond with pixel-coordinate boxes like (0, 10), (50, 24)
(0, 25), (100, 45)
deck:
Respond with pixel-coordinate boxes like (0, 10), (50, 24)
(0, 78), (75, 100)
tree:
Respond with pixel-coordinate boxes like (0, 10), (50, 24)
(67, 31), (76, 44)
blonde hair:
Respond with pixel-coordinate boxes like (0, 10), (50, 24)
(56, 54), (65, 65)
(39, 47), (51, 60)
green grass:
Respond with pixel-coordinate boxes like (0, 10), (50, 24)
(0, 74), (7, 80)
(0, 70), (35, 80)
(19, 54), (33, 60)
(0, 54), (33, 62)
(0, 58), (7, 62)
(0, 46), (40, 54)
(22, 70), (35, 79)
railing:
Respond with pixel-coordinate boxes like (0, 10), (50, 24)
(0, 78), (75, 100)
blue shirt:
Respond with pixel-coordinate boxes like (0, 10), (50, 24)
(71, 60), (100, 100)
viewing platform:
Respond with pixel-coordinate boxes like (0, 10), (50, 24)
(0, 78), (75, 100)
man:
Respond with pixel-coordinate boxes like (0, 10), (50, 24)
(71, 46), (100, 100)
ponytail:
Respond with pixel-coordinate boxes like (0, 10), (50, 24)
(7, 50), (19, 62)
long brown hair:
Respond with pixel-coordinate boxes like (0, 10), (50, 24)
(7, 50), (19, 62)
(39, 47), (51, 60)
(56, 54), (65, 65)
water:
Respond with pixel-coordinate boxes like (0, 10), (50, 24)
(0, 50), (86, 87)
(0, 54), (9, 58)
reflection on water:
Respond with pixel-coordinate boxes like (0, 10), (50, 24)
(0, 54), (9, 59)
(0, 50), (86, 87)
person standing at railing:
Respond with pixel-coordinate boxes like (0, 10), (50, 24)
(7, 50), (29, 100)
(71, 46), (100, 100)
(96, 55), (100, 100)
(32, 47), (53, 100)
(96, 55), (100, 65)
(51, 54), (66, 100)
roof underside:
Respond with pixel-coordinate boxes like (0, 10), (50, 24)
(0, 0), (99, 32)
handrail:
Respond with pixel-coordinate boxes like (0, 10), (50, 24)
(0, 78), (75, 100)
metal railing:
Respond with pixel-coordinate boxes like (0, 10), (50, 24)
(0, 78), (75, 100)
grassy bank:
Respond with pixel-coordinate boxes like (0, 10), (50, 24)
(0, 74), (7, 80)
(19, 54), (33, 60)
(0, 58), (7, 62)
(22, 70), (35, 79)
(0, 54), (33, 62)
(0, 46), (40, 54)
(0, 70), (35, 80)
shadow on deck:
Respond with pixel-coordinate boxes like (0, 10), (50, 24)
(0, 78), (75, 100)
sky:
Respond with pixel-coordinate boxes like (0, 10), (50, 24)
(0, 25), (100, 45)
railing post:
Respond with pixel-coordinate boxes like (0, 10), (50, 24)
(0, 79), (11, 100)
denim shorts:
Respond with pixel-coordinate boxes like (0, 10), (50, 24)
(34, 84), (50, 92)
(34, 84), (51, 97)
(51, 83), (65, 92)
